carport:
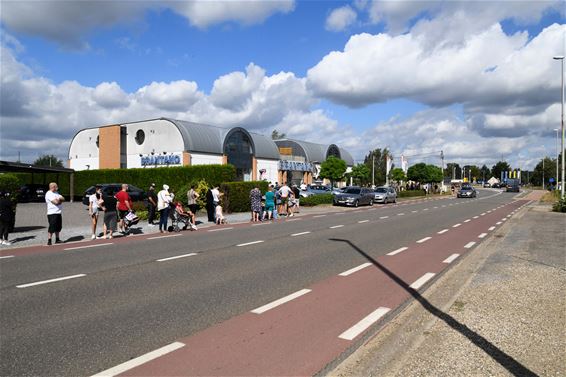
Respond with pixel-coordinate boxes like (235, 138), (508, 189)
(0, 160), (76, 202)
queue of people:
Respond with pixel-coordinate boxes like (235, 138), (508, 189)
(249, 183), (300, 222)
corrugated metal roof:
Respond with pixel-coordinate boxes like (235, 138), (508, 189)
(275, 139), (354, 166)
(339, 147), (355, 166)
(164, 118), (224, 155)
(248, 132), (280, 160)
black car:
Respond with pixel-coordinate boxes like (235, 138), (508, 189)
(82, 184), (146, 205)
(18, 184), (49, 202)
(457, 186), (477, 198)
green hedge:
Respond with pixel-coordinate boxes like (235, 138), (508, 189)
(15, 165), (236, 199)
(301, 193), (333, 206)
(220, 181), (269, 213)
(398, 190), (426, 198)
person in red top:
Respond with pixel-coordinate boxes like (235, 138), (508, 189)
(114, 184), (132, 235)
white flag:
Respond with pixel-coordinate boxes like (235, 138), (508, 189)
(386, 155), (393, 175)
(401, 155), (408, 173)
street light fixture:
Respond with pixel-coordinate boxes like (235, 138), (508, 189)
(553, 56), (565, 198)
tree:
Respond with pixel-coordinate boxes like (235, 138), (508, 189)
(319, 156), (347, 188)
(350, 164), (370, 186)
(271, 129), (286, 140)
(491, 161), (510, 181)
(34, 154), (64, 168)
(390, 168), (406, 184)
(444, 162), (461, 179)
(363, 148), (392, 186)
(480, 164), (491, 181)
(407, 163), (428, 182)
(426, 165), (444, 183)
(531, 157), (557, 187)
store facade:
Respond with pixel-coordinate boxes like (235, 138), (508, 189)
(68, 118), (352, 185)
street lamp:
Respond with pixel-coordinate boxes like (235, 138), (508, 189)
(553, 56), (565, 198)
(555, 128), (559, 190)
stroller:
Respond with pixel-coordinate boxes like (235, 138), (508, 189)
(123, 211), (140, 229)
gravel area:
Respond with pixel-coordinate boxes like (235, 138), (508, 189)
(331, 201), (565, 377)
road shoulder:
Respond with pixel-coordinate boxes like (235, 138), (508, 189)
(330, 201), (566, 377)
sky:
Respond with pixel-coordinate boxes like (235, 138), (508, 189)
(0, 0), (565, 171)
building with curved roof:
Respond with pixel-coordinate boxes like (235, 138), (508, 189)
(68, 117), (353, 184)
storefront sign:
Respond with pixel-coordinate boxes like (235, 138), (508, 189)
(278, 160), (313, 172)
(141, 154), (181, 166)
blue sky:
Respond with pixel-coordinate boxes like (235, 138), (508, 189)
(1, 0), (564, 170)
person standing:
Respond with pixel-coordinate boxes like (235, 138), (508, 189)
(187, 185), (199, 215)
(115, 184), (132, 235)
(147, 183), (157, 226)
(249, 185), (262, 222)
(292, 184), (300, 213)
(264, 185), (275, 220)
(45, 182), (64, 245)
(278, 182), (291, 216)
(88, 185), (103, 239)
(157, 184), (172, 233)
(0, 191), (14, 245)
(101, 191), (117, 239)
(206, 188), (215, 222)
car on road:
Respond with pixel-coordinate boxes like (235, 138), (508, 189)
(373, 186), (397, 204)
(333, 186), (374, 207)
(457, 186), (477, 198)
(18, 184), (49, 202)
(300, 184), (332, 198)
(82, 184), (146, 205)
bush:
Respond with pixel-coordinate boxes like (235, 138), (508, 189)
(0, 173), (21, 196)
(398, 190), (425, 198)
(552, 197), (566, 213)
(175, 179), (209, 213)
(301, 193), (333, 206)
(220, 181), (269, 213)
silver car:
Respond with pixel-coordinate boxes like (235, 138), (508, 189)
(373, 186), (397, 204)
(333, 187), (374, 207)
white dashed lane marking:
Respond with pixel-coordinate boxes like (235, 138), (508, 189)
(64, 243), (113, 251)
(251, 289), (311, 314)
(147, 234), (182, 240)
(410, 272), (436, 289)
(291, 231), (311, 237)
(379, 216), (389, 219)
(437, 229), (449, 234)
(330, 225), (344, 229)
(478, 233), (487, 239)
(91, 342), (185, 377)
(0, 255), (14, 259)
(236, 240), (264, 247)
(339, 263), (373, 276)
(358, 220), (369, 223)
(338, 307), (391, 341)
(464, 241), (476, 249)
(443, 254), (460, 263)
(452, 223), (461, 228)
(17, 274), (86, 288)
(416, 237), (432, 243)
(387, 247), (408, 256)
(156, 253), (198, 262)
(488, 226), (496, 231)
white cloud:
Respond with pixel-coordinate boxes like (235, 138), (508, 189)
(0, 1), (295, 48)
(138, 81), (204, 112)
(92, 82), (130, 109)
(325, 6), (358, 32)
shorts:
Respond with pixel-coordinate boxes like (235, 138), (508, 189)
(47, 214), (62, 233)
(118, 210), (128, 220)
(188, 204), (198, 214)
(104, 211), (117, 231)
(265, 204), (274, 212)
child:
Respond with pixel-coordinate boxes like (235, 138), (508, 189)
(215, 204), (227, 224)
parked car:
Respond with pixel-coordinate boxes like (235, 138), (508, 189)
(333, 186), (374, 207)
(457, 186), (477, 198)
(82, 184), (146, 205)
(491, 183), (501, 188)
(373, 186), (397, 204)
(300, 184), (332, 198)
(18, 184), (49, 202)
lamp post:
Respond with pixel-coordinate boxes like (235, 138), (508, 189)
(542, 155), (545, 190)
(553, 56), (565, 198)
(555, 128), (560, 189)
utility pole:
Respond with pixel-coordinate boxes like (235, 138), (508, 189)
(542, 157), (545, 190)
(372, 154), (375, 188)
(440, 150), (445, 189)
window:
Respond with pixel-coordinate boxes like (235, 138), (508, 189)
(96, 135), (99, 148)
(135, 129), (145, 145)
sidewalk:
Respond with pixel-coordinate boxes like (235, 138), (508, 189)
(331, 198), (565, 376)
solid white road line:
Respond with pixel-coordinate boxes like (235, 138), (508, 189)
(313, 214), (326, 218)
(488, 226), (496, 231)
(291, 231), (311, 237)
(64, 243), (113, 251)
(358, 220), (369, 223)
(208, 227), (234, 232)
(338, 307), (391, 341)
(156, 253), (198, 262)
(464, 219), (471, 223)
(251, 289), (311, 314)
(410, 272), (436, 289)
(478, 233), (487, 239)
(91, 342), (185, 377)
(379, 216), (389, 219)
(416, 237), (432, 243)
(0, 255), (14, 259)
(339, 262), (373, 276)
(17, 274), (86, 288)
(452, 223), (461, 228)
(387, 246), (408, 256)
(330, 225), (344, 229)
(464, 241), (476, 249)
(236, 240), (264, 247)
(443, 254), (460, 264)
(147, 234), (182, 240)
(437, 229), (449, 234)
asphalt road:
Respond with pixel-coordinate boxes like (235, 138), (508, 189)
(0, 189), (520, 376)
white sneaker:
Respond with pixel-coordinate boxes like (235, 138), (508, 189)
(2, 240), (11, 245)
(91, 234), (96, 240)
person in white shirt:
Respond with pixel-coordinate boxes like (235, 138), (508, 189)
(88, 185), (103, 240)
(157, 184), (172, 233)
(278, 183), (291, 216)
(45, 182), (65, 245)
